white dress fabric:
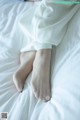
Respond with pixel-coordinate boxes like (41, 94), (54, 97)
(0, 0), (80, 120)
(18, 0), (80, 52)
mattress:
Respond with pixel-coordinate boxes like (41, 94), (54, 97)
(0, 0), (80, 120)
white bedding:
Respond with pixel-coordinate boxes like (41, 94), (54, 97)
(0, 0), (80, 120)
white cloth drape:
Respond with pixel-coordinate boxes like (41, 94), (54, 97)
(18, 0), (80, 52)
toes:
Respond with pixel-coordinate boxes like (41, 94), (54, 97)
(45, 91), (51, 102)
(41, 95), (51, 102)
(13, 73), (24, 92)
(31, 80), (51, 102)
(34, 92), (39, 99)
(39, 89), (51, 102)
(17, 84), (23, 92)
(32, 87), (38, 98)
(31, 81), (40, 99)
(45, 96), (51, 102)
(17, 88), (23, 92)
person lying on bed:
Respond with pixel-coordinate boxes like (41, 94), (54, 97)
(13, 0), (79, 102)
(13, 0), (52, 102)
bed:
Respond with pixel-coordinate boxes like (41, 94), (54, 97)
(0, 0), (80, 120)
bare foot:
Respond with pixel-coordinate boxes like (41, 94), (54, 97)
(31, 49), (52, 102)
(13, 51), (36, 92)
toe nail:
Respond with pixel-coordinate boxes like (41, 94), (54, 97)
(18, 88), (23, 92)
(45, 96), (50, 101)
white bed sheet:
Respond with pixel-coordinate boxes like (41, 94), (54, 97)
(0, 0), (80, 120)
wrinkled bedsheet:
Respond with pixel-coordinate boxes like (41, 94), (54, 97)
(0, 0), (80, 120)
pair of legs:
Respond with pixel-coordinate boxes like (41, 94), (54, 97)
(13, 49), (52, 102)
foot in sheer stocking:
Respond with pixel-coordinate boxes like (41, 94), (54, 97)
(31, 49), (51, 102)
(13, 51), (36, 92)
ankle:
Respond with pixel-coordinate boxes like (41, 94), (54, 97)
(36, 49), (52, 58)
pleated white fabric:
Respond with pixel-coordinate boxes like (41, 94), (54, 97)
(18, 0), (80, 52)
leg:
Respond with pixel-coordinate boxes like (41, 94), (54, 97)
(13, 51), (36, 92)
(31, 49), (52, 102)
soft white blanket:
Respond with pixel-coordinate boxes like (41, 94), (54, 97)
(0, 0), (80, 120)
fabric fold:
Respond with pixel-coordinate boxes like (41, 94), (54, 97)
(18, 1), (80, 52)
